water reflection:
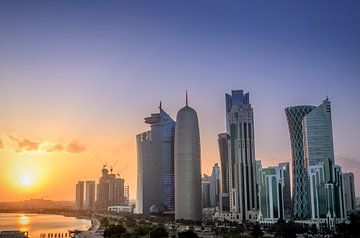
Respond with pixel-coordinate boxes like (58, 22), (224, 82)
(19, 214), (30, 226)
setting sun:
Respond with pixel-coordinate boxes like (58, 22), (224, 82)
(20, 176), (33, 187)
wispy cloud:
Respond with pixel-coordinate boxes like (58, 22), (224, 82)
(8, 135), (40, 152)
(7, 135), (86, 154)
(66, 140), (86, 153)
(0, 138), (4, 149)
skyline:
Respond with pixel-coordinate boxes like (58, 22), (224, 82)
(1, 1), (360, 201)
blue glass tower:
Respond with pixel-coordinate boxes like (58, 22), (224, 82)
(136, 102), (175, 214)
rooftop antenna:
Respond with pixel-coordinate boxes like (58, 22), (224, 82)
(186, 90), (188, 106)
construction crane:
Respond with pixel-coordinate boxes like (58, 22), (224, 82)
(110, 160), (118, 173)
(116, 164), (128, 178)
(93, 153), (107, 169)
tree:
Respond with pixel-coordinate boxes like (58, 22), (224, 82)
(149, 225), (168, 238)
(104, 224), (127, 238)
(178, 230), (199, 238)
(101, 217), (110, 229)
(251, 223), (263, 238)
(309, 224), (318, 235)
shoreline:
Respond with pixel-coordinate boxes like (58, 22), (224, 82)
(0, 212), (98, 234)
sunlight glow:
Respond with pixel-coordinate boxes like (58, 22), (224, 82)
(19, 214), (30, 225)
(20, 176), (33, 186)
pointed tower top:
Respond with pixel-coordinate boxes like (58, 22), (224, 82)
(186, 90), (188, 106)
(159, 100), (162, 110)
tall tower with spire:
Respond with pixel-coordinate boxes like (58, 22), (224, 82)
(175, 92), (202, 221)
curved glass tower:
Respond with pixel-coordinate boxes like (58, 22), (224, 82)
(136, 103), (175, 214)
(175, 95), (202, 221)
(285, 105), (314, 220)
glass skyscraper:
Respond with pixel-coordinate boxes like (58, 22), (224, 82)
(226, 90), (258, 222)
(285, 105), (314, 220)
(136, 103), (175, 214)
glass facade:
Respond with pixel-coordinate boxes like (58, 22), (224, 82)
(226, 90), (258, 222)
(285, 105), (315, 220)
(136, 105), (175, 214)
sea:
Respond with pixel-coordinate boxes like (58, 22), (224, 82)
(0, 213), (91, 238)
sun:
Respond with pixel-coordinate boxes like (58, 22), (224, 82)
(20, 176), (33, 186)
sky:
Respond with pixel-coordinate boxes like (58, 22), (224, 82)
(0, 1), (360, 201)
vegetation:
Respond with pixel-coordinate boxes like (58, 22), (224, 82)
(103, 223), (127, 238)
(178, 230), (199, 238)
(274, 218), (307, 238)
(250, 223), (263, 238)
(149, 225), (169, 238)
(334, 212), (360, 238)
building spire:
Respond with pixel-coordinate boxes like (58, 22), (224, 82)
(186, 90), (188, 106)
(159, 100), (162, 110)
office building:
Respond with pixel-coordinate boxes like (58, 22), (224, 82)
(226, 90), (258, 222)
(210, 163), (221, 208)
(202, 174), (211, 208)
(136, 102), (175, 214)
(75, 181), (84, 210)
(85, 181), (96, 210)
(285, 105), (315, 220)
(257, 162), (285, 223)
(303, 99), (334, 168)
(278, 162), (291, 219)
(218, 133), (230, 212)
(343, 172), (356, 215)
(175, 94), (202, 221)
(97, 166), (128, 209)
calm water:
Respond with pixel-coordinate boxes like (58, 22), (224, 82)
(0, 213), (91, 238)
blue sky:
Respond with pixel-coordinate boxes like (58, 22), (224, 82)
(1, 1), (360, 199)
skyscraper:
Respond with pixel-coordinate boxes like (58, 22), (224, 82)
(136, 102), (175, 214)
(278, 162), (291, 219)
(285, 105), (314, 220)
(343, 172), (356, 215)
(175, 94), (202, 221)
(226, 90), (258, 222)
(303, 99), (334, 167)
(97, 167), (127, 209)
(75, 181), (84, 210)
(257, 161), (285, 222)
(85, 181), (96, 210)
(218, 133), (230, 211)
(210, 163), (221, 208)
(202, 174), (211, 208)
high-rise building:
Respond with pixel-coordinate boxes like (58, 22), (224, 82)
(226, 90), (258, 222)
(97, 167), (127, 209)
(308, 162), (335, 220)
(175, 94), (202, 221)
(303, 99), (334, 167)
(333, 165), (346, 219)
(285, 105), (315, 220)
(202, 174), (211, 208)
(136, 102), (175, 214)
(257, 162), (285, 222)
(278, 162), (291, 219)
(85, 181), (96, 210)
(210, 163), (221, 208)
(75, 181), (84, 210)
(286, 99), (348, 223)
(218, 133), (230, 211)
(343, 172), (356, 215)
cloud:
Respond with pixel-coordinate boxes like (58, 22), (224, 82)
(47, 140), (86, 153)
(7, 134), (86, 154)
(66, 140), (86, 153)
(8, 135), (40, 152)
(0, 138), (3, 149)
(47, 144), (65, 152)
